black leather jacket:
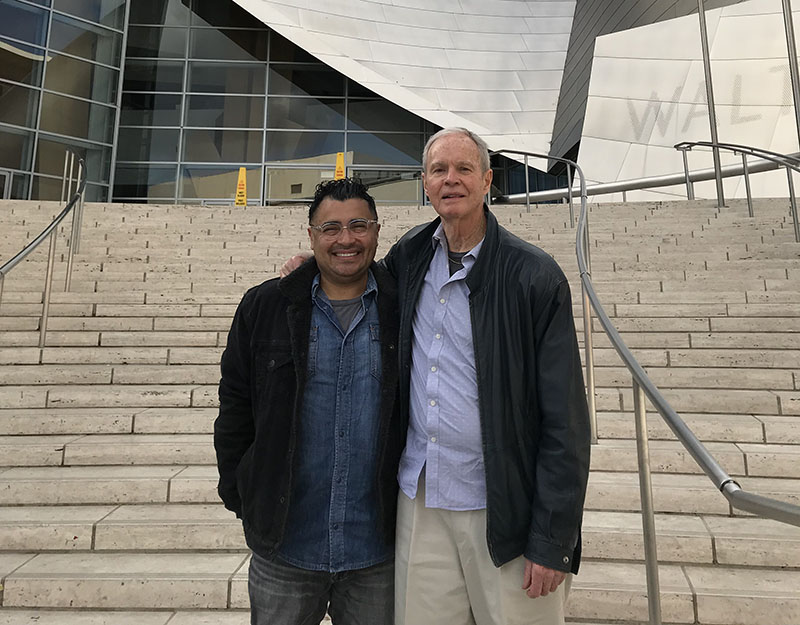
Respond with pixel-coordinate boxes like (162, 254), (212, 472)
(383, 207), (590, 573)
(214, 260), (403, 560)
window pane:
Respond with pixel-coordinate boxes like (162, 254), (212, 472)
(192, 0), (262, 28)
(0, 80), (39, 128)
(0, 126), (34, 169)
(269, 65), (344, 97)
(188, 61), (264, 94)
(0, 37), (44, 85)
(126, 26), (187, 58)
(50, 13), (122, 66)
(9, 172), (30, 199)
(190, 28), (266, 61)
(35, 135), (112, 182)
(348, 79), (377, 98)
(267, 97), (344, 130)
(180, 164), (260, 200)
(185, 95), (263, 128)
(114, 164), (177, 198)
(39, 92), (115, 143)
(0, 0), (48, 47)
(129, 0), (190, 25)
(266, 167), (331, 202)
(117, 127), (180, 161)
(31, 174), (62, 200)
(266, 131), (343, 165)
(183, 129), (262, 162)
(350, 169), (422, 203)
(52, 0), (126, 29)
(121, 92), (181, 126)
(348, 133), (422, 166)
(269, 31), (315, 62)
(44, 53), (118, 103)
(348, 99), (425, 132)
(123, 59), (184, 91)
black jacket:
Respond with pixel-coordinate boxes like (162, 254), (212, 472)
(214, 260), (403, 559)
(383, 208), (591, 573)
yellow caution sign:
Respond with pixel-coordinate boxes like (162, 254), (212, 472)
(235, 167), (247, 206)
(334, 152), (346, 180)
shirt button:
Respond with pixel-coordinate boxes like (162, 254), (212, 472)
(435, 333), (441, 340)
(429, 400), (436, 406)
(336, 477), (342, 484)
(431, 366), (437, 372)
(333, 523), (339, 530)
(563, 556), (570, 564)
(439, 298), (446, 304)
(339, 431), (345, 437)
(430, 436), (437, 443)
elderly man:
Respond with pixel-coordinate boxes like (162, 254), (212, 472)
(383, 128), (590, 625)
(282, 129), (590, 625)
(216, 178), (403, 625)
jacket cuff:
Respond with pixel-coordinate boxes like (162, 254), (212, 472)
(524, 536), (574, 573)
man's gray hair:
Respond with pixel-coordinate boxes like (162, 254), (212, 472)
(422, 127), (491, 174)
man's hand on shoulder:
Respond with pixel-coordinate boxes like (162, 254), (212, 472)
(522, 560), (566, 599)
(280, 251), (313, 278)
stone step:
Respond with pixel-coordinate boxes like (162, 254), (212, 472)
(565, 561), (800, 624)
(0, 610), (252, 625)
(585, 472), (800, 515)
(582, 510), (800, 568)
(1, 552), (250, 609)
(2, 555), (798, 623)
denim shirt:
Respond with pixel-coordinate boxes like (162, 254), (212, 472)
(278, 270), (388, 572)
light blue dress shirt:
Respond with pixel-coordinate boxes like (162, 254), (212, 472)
(397, 223), (487, 510)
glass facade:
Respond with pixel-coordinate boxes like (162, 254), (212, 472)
(0, 0), (122, 200)
(0, 0), (554, 204)
(112, 0), (437, 204)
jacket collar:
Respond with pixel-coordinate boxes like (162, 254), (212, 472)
(464, 206), (500, 294)
(278, 257), (396, 304)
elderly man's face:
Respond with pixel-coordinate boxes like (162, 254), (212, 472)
(423, 133), (492, 221)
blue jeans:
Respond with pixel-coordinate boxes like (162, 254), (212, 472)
(248, 552), (394, 625)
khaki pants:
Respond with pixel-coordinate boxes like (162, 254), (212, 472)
(395, 481), (570, 625)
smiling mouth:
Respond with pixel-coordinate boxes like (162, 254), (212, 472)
(333, 250), (360, 257)
(442, 194), (464, 199)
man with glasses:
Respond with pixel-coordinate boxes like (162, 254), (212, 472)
(281, 129), (590, 625)
(215, 178), (402, 625)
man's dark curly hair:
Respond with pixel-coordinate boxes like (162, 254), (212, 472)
(308, 178), (377, 223)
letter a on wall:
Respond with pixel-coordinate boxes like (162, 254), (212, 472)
(235, 167), (247, 206)
(334, 152), (345, 180)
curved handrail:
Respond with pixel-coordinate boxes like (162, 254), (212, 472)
(675, 140), (800, 168)
(676, 141), (800, 241)
(498, 149), (800, 206)
(490, 146), (800, 525)
(0, 151), (87, 347)
(0, 160), (87, 277)
(494, 143), (800, 624)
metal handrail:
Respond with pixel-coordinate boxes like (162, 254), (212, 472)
(676, 141), (800, 242)
(490, 148), (596, 443)
(0, 150), (87, 347)
(501, 155), (797, 204)
(492, 147), (800, 625)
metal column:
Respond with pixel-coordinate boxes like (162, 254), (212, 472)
(633, 380), (663, 625)
(783, 0), (800, 151)
(698, 0), (726, 208)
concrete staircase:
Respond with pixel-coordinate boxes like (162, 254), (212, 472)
(0, 197), (799, 624)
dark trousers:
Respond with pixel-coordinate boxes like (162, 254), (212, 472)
(248, 552), (394, 625)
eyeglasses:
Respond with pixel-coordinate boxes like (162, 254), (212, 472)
(309, 218), (378, 239)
